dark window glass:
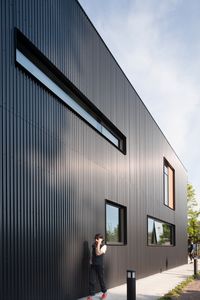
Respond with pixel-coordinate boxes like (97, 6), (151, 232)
(106, 201), (127, 245)
(148, 217), (175, 246)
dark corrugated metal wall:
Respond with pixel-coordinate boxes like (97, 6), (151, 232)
(1, 0), (187, 299)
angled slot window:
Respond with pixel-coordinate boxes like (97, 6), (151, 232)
(15, 28), (126, 154)
(163, 158), (175, 210)
(105, 200), (127, 245)
(147, 216), (175, 246)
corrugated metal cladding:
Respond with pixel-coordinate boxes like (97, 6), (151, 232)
(1, 0), (187, 299)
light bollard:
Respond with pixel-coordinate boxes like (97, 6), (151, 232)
(194, 257), (198, 276)
(127, 270), (136, 300)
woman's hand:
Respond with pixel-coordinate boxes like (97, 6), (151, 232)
(96, 238), (103, 244)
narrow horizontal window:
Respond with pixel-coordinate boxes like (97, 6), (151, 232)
(147, 216), (175, 246)
(15, 29), (126, 153)
(106, 200), (127, 245)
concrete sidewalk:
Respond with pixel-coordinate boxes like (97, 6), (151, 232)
(79, 262), (195, 300)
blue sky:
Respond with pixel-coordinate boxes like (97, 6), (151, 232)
(79, 0), (200, 204)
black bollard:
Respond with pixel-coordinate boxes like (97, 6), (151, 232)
(127, 270), (136, 300)
(194, 257), (198, 276)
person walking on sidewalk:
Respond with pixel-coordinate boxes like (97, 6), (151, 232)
(188, 241), (194, 262)
(87, 233), (107, 300)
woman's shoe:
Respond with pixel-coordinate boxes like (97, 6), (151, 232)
(101, 293), (107, 299)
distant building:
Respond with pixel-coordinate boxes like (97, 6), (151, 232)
(1, 0), (187, 299)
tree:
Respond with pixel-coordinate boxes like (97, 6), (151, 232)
(106, 224), (119, 243)
(187, 184), (198, 210)
(187, 183), (200, 243)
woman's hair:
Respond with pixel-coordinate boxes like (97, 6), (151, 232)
(95, 233), (103, 240)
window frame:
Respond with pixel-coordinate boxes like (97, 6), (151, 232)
(163, 158), (175, 210)
(147, 216), (175, 247)
(105, 200), (127, 246)
(14, 28), (126, 154)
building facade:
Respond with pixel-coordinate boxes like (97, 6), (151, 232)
(1, 0), (187, 299)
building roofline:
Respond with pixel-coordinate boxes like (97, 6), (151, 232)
(76, 0), (187, 172)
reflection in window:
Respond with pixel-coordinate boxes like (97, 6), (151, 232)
(148, 217), (175, 246)
(106, 205), (119, 242)
(164, 159), (175, 209)
(106, 201), (126, 244)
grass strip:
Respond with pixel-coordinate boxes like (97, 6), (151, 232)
(159, 273), (200, 300)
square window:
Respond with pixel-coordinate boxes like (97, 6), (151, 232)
(105, 200), (127, 245)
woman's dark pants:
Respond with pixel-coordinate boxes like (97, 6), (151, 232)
(89, 264), (107, 295)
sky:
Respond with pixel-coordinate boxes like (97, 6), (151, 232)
(78, 0), (200, 205)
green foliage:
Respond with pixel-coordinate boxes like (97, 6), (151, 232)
(106, 224), (119, 242)
(187, 183), (200, 243)
(187, 211), (200, 243)
(187, 184), (197, 209)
